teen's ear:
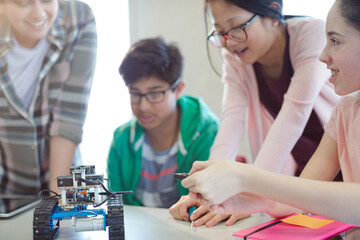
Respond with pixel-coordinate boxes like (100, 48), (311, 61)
(175, 81), (185, 99)
(270, 1), (281, 12)
(269, 1), (281, 26)
(271, 18), (280, 27)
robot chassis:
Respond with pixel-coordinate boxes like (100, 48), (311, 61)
(33, 165), (132, 240)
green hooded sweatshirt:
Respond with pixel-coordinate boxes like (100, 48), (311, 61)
(107, 95), (219, 205)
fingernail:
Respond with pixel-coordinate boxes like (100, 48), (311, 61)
(206, 221), (214, 227)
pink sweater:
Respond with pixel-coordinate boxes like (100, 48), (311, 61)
(325, 93), (360, 182)
(209, 17), (340, 175)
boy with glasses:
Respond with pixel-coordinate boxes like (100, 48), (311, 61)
(107, 37), (219, 208)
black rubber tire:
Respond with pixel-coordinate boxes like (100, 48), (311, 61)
(33, 198), (59, 240)
(107, 194), (125, 240)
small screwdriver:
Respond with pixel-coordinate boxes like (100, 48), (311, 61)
(187, 206), (197, 229)
(174, 173), (189, 180)
(174, 173), (197, 229)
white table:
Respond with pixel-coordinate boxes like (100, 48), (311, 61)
(0, 204), (271, 240)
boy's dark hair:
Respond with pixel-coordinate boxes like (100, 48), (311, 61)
(119, 37), (183, 86)
(338, 0), (360, 32)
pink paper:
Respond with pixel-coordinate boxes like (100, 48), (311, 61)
(233, 215), (357, 240)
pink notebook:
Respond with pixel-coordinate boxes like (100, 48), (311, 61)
(233, 215), (357, 240)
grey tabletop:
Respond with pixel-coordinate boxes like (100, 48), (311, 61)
(0, 204), (271, 240)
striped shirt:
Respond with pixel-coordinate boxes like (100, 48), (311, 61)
(0, 0), (97, 195)
(134, 134), (180, 208)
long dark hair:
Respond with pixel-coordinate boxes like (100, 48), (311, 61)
(205, 0), (284, 22)
(338, 0), (360, 32)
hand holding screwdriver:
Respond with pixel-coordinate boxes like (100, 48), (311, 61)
(187, 206), (197, 229)
(174, 173), (197, 229)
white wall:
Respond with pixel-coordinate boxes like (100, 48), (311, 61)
(283, 0), (335, 20)
(80, 0), (131, 175)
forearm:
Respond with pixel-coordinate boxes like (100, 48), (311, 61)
(299, 134), (340, 181)
(247, 168), (360, 225)
(49, 136), (77, 192)
(209, 119), (245, 160)
(260, 133), (343, 219)
(253, 99), (312, 173)
(209, 84), (247, 160)
(264, 201), (300, 218)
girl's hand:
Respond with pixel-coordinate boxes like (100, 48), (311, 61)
(169, 195), (250, 227)
(193, 212), (250, 227)
(208, 192), (297, 219)
(168, 195), (201, 222)
(182, 160), (251, 205)
(209, 192), (270, 215)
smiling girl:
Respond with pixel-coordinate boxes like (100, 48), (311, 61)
(0, 0), (97, 195)
(182, 0), (360, 229)
(170, 0), (341, 227)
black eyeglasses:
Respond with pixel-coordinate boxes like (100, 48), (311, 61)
(207, 14), (258, 48)
(129, 78), (181, 105)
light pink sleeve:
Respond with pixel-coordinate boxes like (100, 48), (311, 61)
(209, 49), (248, 161)
(324, 105), (339, 142)
(254, 18), (334, 172)
(324, 95), (360, 182)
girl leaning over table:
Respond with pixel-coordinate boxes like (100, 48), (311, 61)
(169, 0), (340, 227)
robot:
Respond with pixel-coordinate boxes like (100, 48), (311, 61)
(33, 165), (132, 240)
